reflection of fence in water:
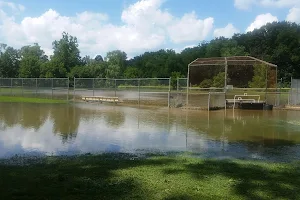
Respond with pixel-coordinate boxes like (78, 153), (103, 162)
(0, 78), (69, 100)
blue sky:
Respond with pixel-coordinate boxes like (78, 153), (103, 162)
(0, 0), (299, 58)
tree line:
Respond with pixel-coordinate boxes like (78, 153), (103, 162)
(0, 21), (299, 86)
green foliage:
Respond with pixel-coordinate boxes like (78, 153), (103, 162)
(0, 21), (299, 82)
(248, 64), (267, 88)
(170, 71), (184, 89)
(124, 67), (139, 78)
(212, 72), (225, 88)
(19, 44), (47, 78)
(199, 79), (213, 88)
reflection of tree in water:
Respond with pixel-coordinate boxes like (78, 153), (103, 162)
(19, 104), (50, 131)
(0, 103), (22, 129)
(0, 103), (49, 130)
(49, 105), (80, 144)
(103, 108), (125, 129)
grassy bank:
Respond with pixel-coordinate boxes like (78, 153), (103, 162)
(0, 96), (67, 104)
(0, 153), (299, 200)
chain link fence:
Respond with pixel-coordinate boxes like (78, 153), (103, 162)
(0, 78), (69, 100)
(176, 78), (226, 109)
(289, 78), (300, 106)
(74, 78), (172, 107)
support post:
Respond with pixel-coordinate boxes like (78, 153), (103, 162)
(22, 78), (24, 97)
(51, 79), (54, 99)
(265, 65), (268, 102)
(168, 78), (171, 108)
(92, 78), (95, 96)
(208, 92), (211, 111)
(114, 79), (117, 97)
(224, 57), (228, 92)
(36, 78), (38, 97)
(10, 78), (12, 95)
(73, 77), (76, 101)
(138, 79), (140, 106)
(67, 78), (69, 101)
(186, 64), (190, 107)
(295, 79), (300, 105)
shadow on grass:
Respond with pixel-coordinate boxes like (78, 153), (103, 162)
(0, 153), (299, 200)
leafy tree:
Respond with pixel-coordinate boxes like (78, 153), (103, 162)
(19, 43), (47, 78)
(199, 79), (213, 88)
(51, 32), (81, 74)
(170, 71), (184, 89)
(94, 55), (104, 62)
(0, 46), (20, 77)
(248, 64), (267, 88)
(212, 72), (225, 88)
(105, 50), (127, 75)
(124, 67), (139, 78)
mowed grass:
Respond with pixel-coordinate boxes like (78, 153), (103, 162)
(0, 153), (299, 200)
(0, 96), (67, 104)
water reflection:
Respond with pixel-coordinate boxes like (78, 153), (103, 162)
(0, 102), (300, 161)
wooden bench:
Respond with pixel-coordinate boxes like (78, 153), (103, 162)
(82, 96), (119, 103)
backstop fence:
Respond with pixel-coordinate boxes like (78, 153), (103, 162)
(177, 78), (290, 109)
(289, 78), (300, 106)
(0, 78), (69, 100)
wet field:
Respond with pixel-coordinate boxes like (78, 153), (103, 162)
(0, 102), (299, 162)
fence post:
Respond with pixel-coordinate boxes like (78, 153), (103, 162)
(21, 78), (24, 97)
(51, 78), (54, 99)
(208, 92), (211, 111)
(92, 78), (95, 96)
(73, 77), (76, 101)
(296, 79), (299, 105)
(168, 78), (171, 108)
(10, 78), (12, 95)
(67, 78), (69, 101)
(138, 78), (140, 106)
(114, 79), (117, 97)
(35, 78), (38, 97)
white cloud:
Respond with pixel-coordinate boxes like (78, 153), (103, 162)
(0, 1), (25, 13)
(286, 7), (300, 23)
(234, 0), (300, 9)
(167, 12), (214, 44)
(0, 0), (214, 57)
(214, 23), (240, 38)
(260, 0), (300, 8)
(234, 0), (256, 10)
(246, 13), (278, 32)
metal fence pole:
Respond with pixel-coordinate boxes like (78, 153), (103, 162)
(21, 78), (24, 97)
(168, 78), (171, 108)
(114, 79), (117, 97)
(67, 78), (69, 101)
(92, 78), (95, 96)
(138, 78), (140, 106)
(208, 92), (211, 111)
(51, 79), (54, 99)
(73, 77), (76, 101)
(10, 78), (12, 96)
(35, 78), (38, 97)
(296, 80), (300, 105)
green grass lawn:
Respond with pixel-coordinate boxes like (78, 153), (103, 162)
(0, 153), (299, 200)
(0, 96), (67, 104)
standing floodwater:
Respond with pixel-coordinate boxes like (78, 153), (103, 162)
(0, 102), (300, 162)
